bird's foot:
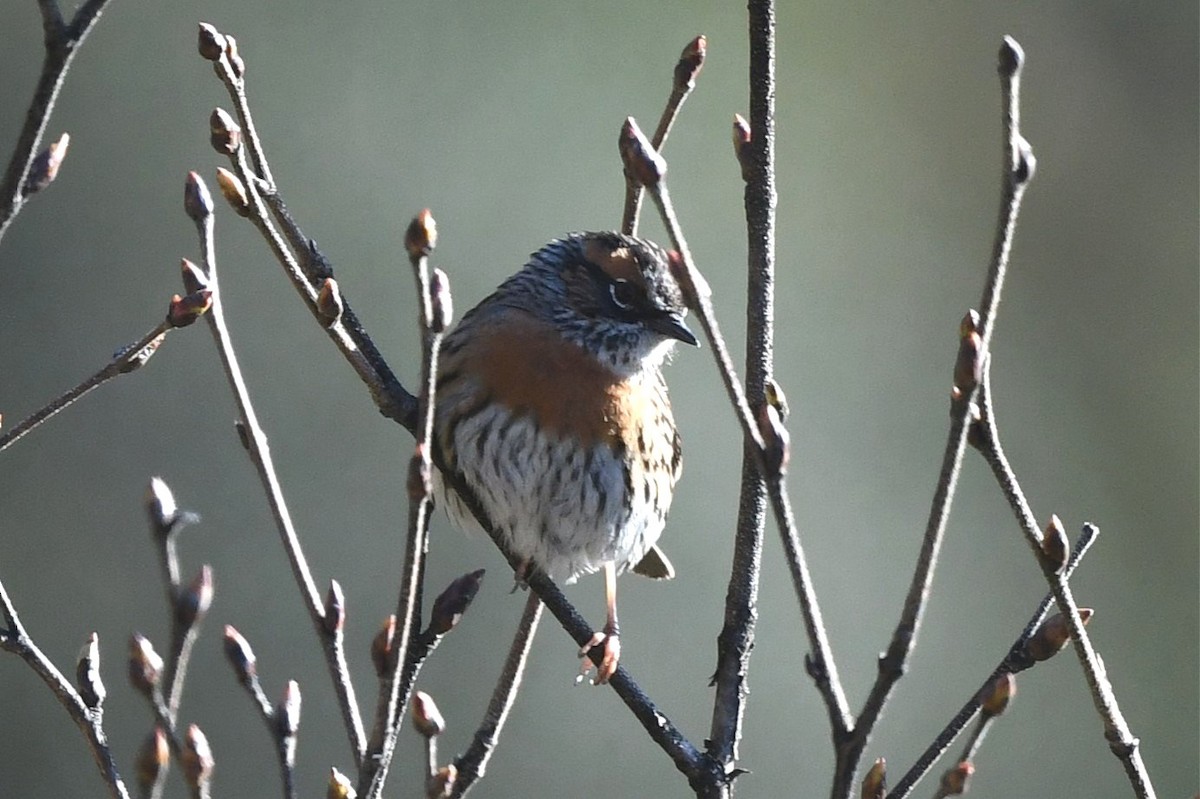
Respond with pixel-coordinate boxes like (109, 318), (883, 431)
(576, 630), (620, 686)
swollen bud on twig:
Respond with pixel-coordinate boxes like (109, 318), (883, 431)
(224, 34), (245, 79)
(327, 768), (356, 799)
(980, 672), (1016, 718)
(619, 117), (666, 188)
(223, 624), (258, 687)
(731, 114), (752, 182)
(184, 171), (214, 223)
(1014, 136), (1037, 186)
(317, 278), (344, 328)
(24, 132), (70, 194)
(181, 258), (210, 295)
(939, 761), (973, 796)
(168, 290), (214, 328)
(323, 579), (346, 635)
(411, 691), (446, 738)
(764, 377), (790, 422)
(998, 36), (1024, 79)
(953, 321), (983, 396)
(430, 268), (453, 334)
(145, 477), (179, 536)
(76, 632), (106, 710)
(209, 108), (242, 154)
(215, 167), (250, 217)
(426, 764), (457, 799)
(861, 757), (886, 799)
(757, 402), (790, 477)
(135, 727), (170, 794)
(177, 564), (214, 628)
(276, 679), (302, 739)
(128, 633), (164, 699)
(1041, 514), (1069, 573)
(197, 23), (226, 62)
(673, 35), (707, 92)
(405, 209), (438, 260)
(1027, 609), (1093, 663)
(427, 568), (485, 636)
(371, 615), (397, 678)
(182, 724), (215, 792)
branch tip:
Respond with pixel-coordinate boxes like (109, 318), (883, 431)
(405, 209), (438, 259)
(673, 35), (707, 92)
(861, 757), (886, 799)
(215, 167), (250, 216)
(371, 615), (398, 678)
(135, 727), (170, 793)
(176, 564), (214, 629)
(323, 579), (346, 634)
(619, 117), (666, 188)
(181, 258), (210, 294)
(210, 108), (242, 154)
(24, 132), (70, 194)
(427, 568), (485, 637)
(276, 679), (302, 738)
(328, 768), (356, 799)
(998, 36), (1024, 79)
(980, 672), (1016, 718)
(412, 691), (446, 738)
(222, 624), (258, 685)
(75, 632), (105, 710)
(181, 724), (215, 792)
(1041, 515), (1069, 573)
(317, 277), (345, 327)
(128, 632), (164, 699)
(197, 23), (226, 61)
(183, 171), (214, 223)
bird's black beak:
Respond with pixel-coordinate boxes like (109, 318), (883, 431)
(649, 313), (699, 347)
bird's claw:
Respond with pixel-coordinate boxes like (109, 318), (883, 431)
(575, 631), (620, 685)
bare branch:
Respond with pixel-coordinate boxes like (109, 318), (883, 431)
(888, 525), (1099, 798)
(183, 171), (368, 765)
(833, 37), (1038, 797)
(0, 580), (130, 798)
(0, 0), (114, 244)
(451, 592), (543, 797)
(972, 363), (1157, 798)
(361, 211), (446, 798)
(0, 323), (169, 454)
(622, 35), (706, 235)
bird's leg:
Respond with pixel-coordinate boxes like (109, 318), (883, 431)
(578, 561), (621, 685)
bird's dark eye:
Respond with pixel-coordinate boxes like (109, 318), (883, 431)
(609, 279), (638, 310)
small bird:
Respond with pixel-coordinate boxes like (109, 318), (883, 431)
(433, 231), (696, 683)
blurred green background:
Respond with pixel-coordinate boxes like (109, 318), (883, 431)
(0, 2), (1195, 797)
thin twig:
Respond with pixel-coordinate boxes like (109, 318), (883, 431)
(973, 367), (1156, 798)
(831, 38), (1037, 798)
(0, 323), (169, 454)
(623, 111), (852, 783)
(451, 591), (544, 797)
(888, 526), (1097, 798)
(195, 27), (711, 792)
(0, 578), (131, 799)
(200, 24), (416, 428)
(361, 213), (444, 799)
(184, 172), (368, 765)
(622, 36), (706, 236)
(0, 0), (114, 244)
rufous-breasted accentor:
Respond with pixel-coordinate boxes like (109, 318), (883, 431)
(433, 231), (695, 683)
